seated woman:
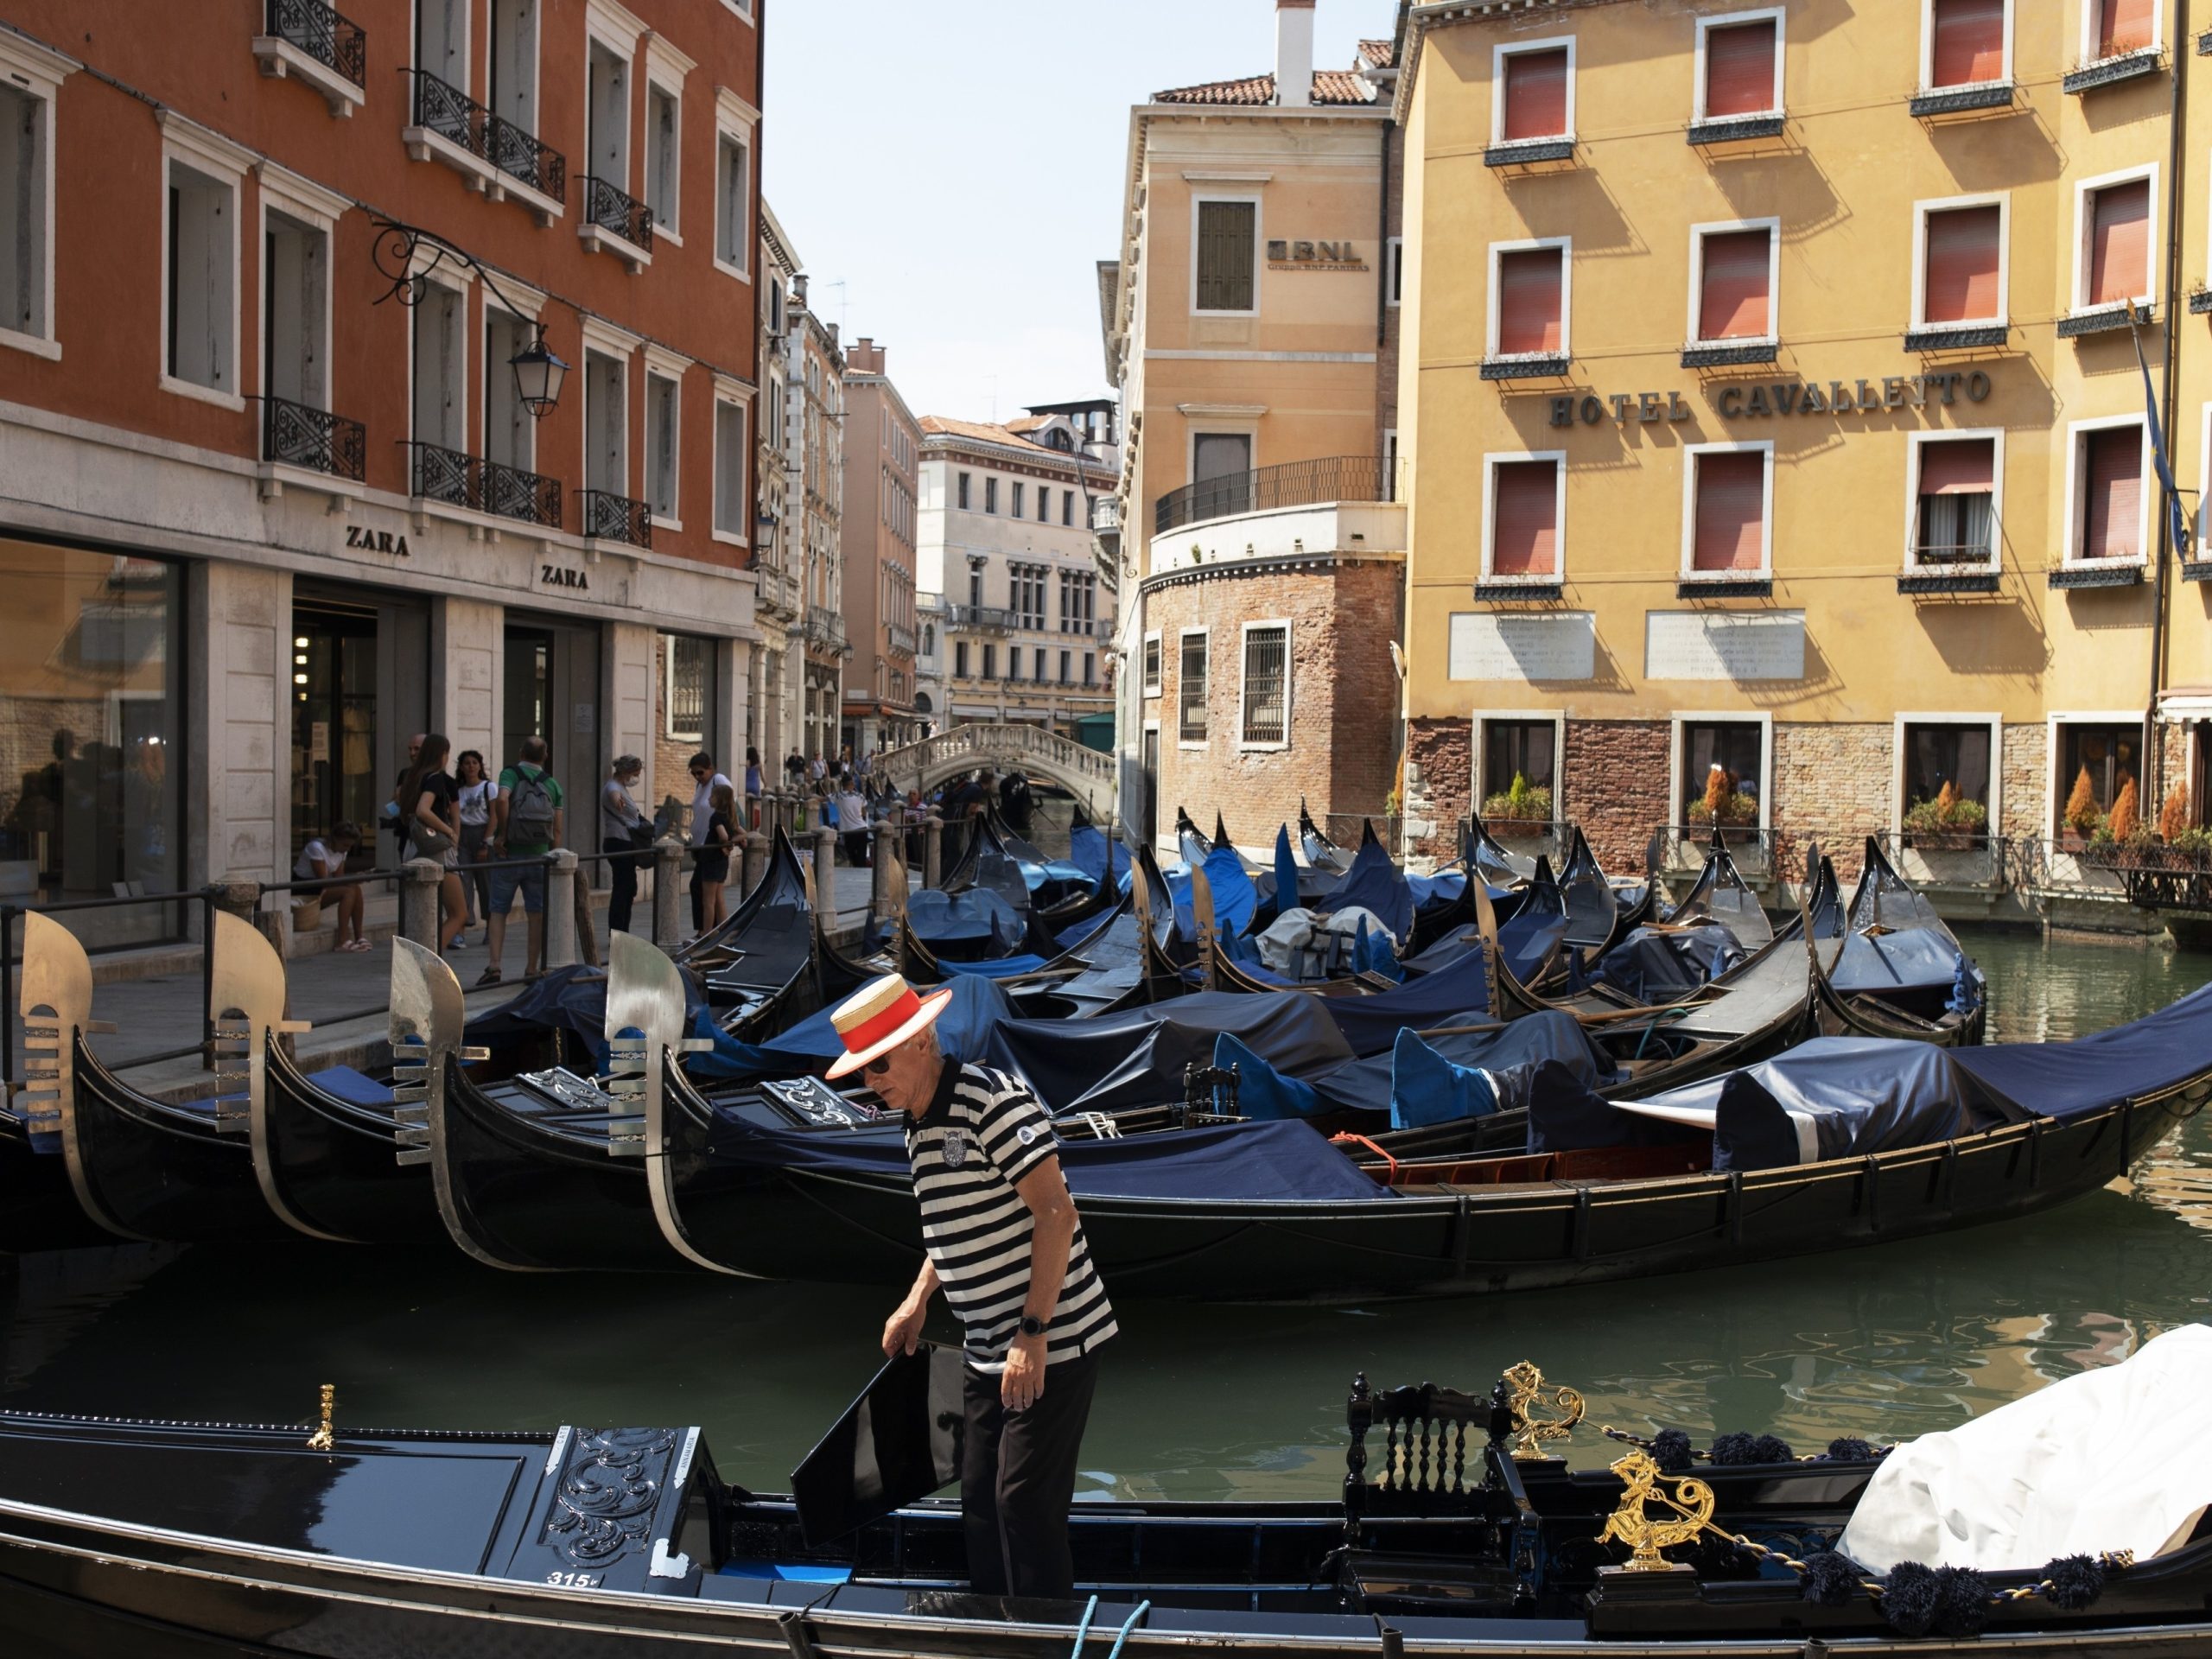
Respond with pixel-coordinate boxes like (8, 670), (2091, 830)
(295, 823), (367, 951)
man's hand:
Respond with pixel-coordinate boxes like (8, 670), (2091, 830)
(1001, 1332), (1047, 1410)
(881, 1300), (928, 1359)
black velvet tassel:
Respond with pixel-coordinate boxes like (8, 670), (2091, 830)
(1748, 1433), (1795, 1464)
(1798, 1550), (1861, 1608)
(1707, 1431), (1758, 1465)
(1932, 1565), (1991, 1637)
(1880, 1560), (1941, 1637)
(2042, 1554), (2106, 1611)
(1649, 1428), (1694, 1473)
(1824, 1436), (1878, 1461)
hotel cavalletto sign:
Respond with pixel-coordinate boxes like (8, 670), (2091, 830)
(1548, 369), (1993, 428)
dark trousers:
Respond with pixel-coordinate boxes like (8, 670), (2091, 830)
(960, 1352), (1099, 1601)
(605, 836), (639, 936)
(690, 861), (707, 933)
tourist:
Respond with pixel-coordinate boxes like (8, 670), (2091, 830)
(295, 823), (367, 952)
(454, 750), (497, 934)
(696, 782), (737, 934)
(842, 974), (1116, 1602)
(686, 751), (734, 938)
(399, 734), (467, 956)
(482, 737), (563, 986)
(743, 747), (765, 829)
(837, 776), (871, 866)
(601, 755), (650, 940)
(785, 748), (807, 789)
(382, 733), (425, 862)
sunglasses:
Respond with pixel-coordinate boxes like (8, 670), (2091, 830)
(864, 1054), (893, 1078)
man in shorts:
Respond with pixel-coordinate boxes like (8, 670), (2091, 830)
(481, 736), (564, 986)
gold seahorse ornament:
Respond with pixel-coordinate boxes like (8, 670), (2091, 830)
(1502, 1360), (1586, 1460)
(1597, 1449), (1717, 1571)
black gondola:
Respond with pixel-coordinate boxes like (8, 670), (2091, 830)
(251, 1040), (442, 1246)
(4, 912), (123, 1252)
(1813, 836), (1986, 1039)
(1298, 796), (1351, 874)
(680, 827), (822, 1042)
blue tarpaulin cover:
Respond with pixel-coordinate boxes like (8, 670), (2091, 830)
(907, 888), (1026, 953)
(1164, 844), (1258, 939)
(1832, 927), (1967, 998)
(708, 975), (1016, 1083)
(1498, 911), (1567, 986)
(1955, 981), (2212, 1119)
(1317, 944), (1491, 1056)
(466, 963), (764, 1077)
(705, 1109), (1393, 1204)
(1592, 923), (1745, 1002)
(306, 1065), (393, 1108)
(1327, 834), (1414, 944)
(1068, 825), (1129, 889)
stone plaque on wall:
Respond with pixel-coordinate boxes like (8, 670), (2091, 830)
(1447, 613), (1596, 682)
(1644, 612), (1806, 682)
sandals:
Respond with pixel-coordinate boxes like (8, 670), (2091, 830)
(474, 968), (503, 987)
(340, 938), (373, 953)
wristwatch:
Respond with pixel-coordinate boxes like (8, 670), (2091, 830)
(1018, 1314), (1052, 1338)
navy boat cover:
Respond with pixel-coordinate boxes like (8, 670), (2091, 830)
(1592, 922), (1744, 1002)
(1326, 833), (1414, 944)
(1165, 844), (1259, 939)
(907, 888), (1026, 952)
(1955, 981), (2212, 1118)
(1316, 944), (1491, 1055)
(706, 975), (1017, 1083)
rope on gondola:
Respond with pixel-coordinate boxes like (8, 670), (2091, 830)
(1328, 1133), (1399, 1181)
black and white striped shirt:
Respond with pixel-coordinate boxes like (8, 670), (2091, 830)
(906, 1063), (1116, 1374)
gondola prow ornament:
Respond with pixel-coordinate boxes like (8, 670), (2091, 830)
(1596, 1449), (1715, 1573)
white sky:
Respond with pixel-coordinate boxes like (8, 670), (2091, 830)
(761, 0), (1395, 424)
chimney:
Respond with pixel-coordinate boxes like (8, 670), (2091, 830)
(1276, 0), (1314, 108)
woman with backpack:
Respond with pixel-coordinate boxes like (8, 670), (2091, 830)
(483, 736), (563, 986)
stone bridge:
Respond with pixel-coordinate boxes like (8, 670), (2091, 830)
(874, 722), (1117, 823)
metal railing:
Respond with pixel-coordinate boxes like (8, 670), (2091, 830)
(263, 395), (366, 482)
(1874, 830), (2008, 891)
(887, 622), (917, 655)
(1910, 542), (1996, 567)
(945, 603), (1016, 632)
(1154, 454), (1389, 537)
(579, 488), (652, 548)
(1656, 823), (1777, 874)
(582, 174), (653, 251)
(806, 606), (849, 653)
(406, 69), (565, 201)
(407, 67), (483, 154)
(2, 888), (222, 1091)
(406, 442), (563, 529)
(267, 0), (366, 87)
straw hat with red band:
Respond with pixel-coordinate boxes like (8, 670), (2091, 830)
(824, 973), (955, 1079)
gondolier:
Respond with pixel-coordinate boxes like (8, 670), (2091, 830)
(829, 973), (1116, 1601)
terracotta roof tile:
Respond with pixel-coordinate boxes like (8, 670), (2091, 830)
(1151, 69), (1377, 108)
(1357, 39), (1394, 67)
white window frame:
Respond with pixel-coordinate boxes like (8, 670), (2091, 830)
(254, 163), (346, 407)
(2198, 401), (2212, 559)
(1491, 34), (1578, 145)
(1176, 625), (1211, 750)
(1142, 628), (1162, 698)
(2078, 0), (2163, 68)
(710, 374), (753, 548)
(716, 0), (756, 22)
(1692, 6), (1786, 124)
(1235, 619), (1293, 753)
(404, 251), (470, 468)
(1479, 449), (1568, 587)
(642, 65), (686, 245)
(1891, 713), (2005, 836)
(481, 279), (545, 474)
(1385, 236), (1403, 306)
(156, 112), (251, 410)
(1679, 440), (1776, 583)
(1472, 709), (1568, 821)
(2070, 162), (2160, 317)
(2045, 710), (2148, 836)
(713, 88), (757, 283)
(1189, 194), (1262, 319)
(0, 29), (71, 360)
(1919, 0), (2015, 91)
(1484, 236), (1573, 361)
(664, 634), (708, 743)
(1910, 191), (2011, 330)
(1902, 427), (2005, 575)
(2061, 413), (2153, 570)
(1686, 216), (1781, 349)
(644, 344), (689, 531)
(1668, 711), (1776, 832)
(1186, 422), (1260, 503)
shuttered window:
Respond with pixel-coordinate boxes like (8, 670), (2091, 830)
(1495, 247), (1565, 355)
(2087, 179), (2151, 307)
(1179, 632), (1209, 742)
(2097, 0), (2155, 57)
(1703, 18), (1778, 118)
(1502, 47), (1570, 139)
(1923, 204), (2002, 323)
(1491, 461), (1560, 577)
(1914, 438), (1997, 565)
(1195, 200), (1256, 312)
(1240, 625), (1289, 747)
(1929, 0), (2006, 86)
(1691, 451), (1768, 572)
(2080, 427), (2144, 563)
(1697, 228), (1773, 341)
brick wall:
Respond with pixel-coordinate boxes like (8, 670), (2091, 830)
(1770, 722), (1891, 887)
(1146, 556), (1402, 851)
(2000, 721), (2046, 843)
(1563, 721), (1670, 873)
(1405, 718), (1469, 861)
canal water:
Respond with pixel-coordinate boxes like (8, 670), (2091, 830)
(4, 928), (2210, 1507)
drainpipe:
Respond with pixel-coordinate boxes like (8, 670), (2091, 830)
(2148, 15), (2190, 814)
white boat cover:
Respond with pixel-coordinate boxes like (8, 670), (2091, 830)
(1253, 906), (1392, 975)
(1839, 1324), (2212, 1572)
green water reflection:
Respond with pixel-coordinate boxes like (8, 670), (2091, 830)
(5, 927), (2211, 1503)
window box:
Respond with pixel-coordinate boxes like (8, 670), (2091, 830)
(2182, 561), (2212, 582)
(1484, 139), (1575, 168)
(1480, 353), (1572, 381)
(1908, 82), (2015, 118)
(1904, 322), (2009, 351)
(1680, 340), (1778, 369)
(2061, 49), (2162, 94)
(2190, 287), (2212, 315)
(1676, 577), (1773, 599)
(1686, 114), (1786, 145)
(2049, 565), (2143, 589)
(1476, 582), (1565, 601)
(2057, 303), (2144, 338)
(1899, 571), (2002, 595)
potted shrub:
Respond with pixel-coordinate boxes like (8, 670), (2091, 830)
(1683, 766), (1759, 851)
(1480, 772), (1553, 835)
(1902, 780), (1989, 851)
(2060, 764), (2106, 852)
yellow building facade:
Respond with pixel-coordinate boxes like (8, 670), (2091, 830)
(1396, 0), (2210, 902)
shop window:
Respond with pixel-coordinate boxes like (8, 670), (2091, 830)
(712, 397), (747, 537)
(1178, 630), (1209, 745)
(1919, 202), (2004, 327)
(1903, 722), (1993, 832)
(1194, 199), (1257, 313)
(1497, 42), (1572, 142)
(0, 68), (56, 352)
(1482, 720), (1558, 820)
(1911, 436), (1999, 568)
(646, 371), (680, 520)
(646, 82), (680, 234)
(1491, 244), (1567, 359)
(1693, 225), (1776, 345)
(1239, 623), (1289, 748)
(1927, 0), (2007, 88)
(1696, 13), (1783, 123)
(0, 544), (185, 939)
(164, 158), (238, 397)
(1681, 721), (1764, 827)
(1486, 456), (1562, 581)
(1686, 446), (1771, 576)
(2080, 174), (2152, 311)
(2057, 723), (2139, 833)
(2070, 423), (2146, 564)
(1142, 632), (1161, 697)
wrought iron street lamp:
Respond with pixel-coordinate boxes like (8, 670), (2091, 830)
(370, 218), (568, 418)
